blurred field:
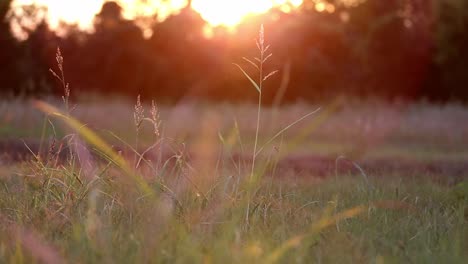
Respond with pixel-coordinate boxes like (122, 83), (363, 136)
(0, 98), (467, 263)
(2, 98), (468, 160)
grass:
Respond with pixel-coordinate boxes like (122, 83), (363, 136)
(0, 26), (467, 263)
(0, 166), (466, 263)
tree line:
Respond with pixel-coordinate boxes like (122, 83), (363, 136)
(1, 0), (468, 103)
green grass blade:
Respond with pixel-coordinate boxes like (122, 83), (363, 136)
(255, 107), (321, 157)
(233, 63), (261, 93)
(265, 205), (367, 264)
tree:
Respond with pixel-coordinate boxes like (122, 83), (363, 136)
(82, 1), (149, 96)
(433, 0), (468, 100)
(0, 0), (21, 95)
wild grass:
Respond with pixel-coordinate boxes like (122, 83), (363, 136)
(0, 26), (467, 263)
(0, 163), (466, 263)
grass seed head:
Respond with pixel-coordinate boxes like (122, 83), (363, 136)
(55, 47), (64, 72)
(150, 100), (161, 138)
(134, 95), (144, 131)
(50, 47), (70, 108)
(259, 24), (264, 49)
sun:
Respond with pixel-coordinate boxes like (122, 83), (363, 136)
(191, 0), (303, 28)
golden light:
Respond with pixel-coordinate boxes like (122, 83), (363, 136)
(314, 1), (335, 13)
(10, 0), (369, 39)
(341, 0), (367, 8)
(191, 0), (303, 28)
(11, 0), (305, 33)
(11, 0), (187, 33)
(315, 2), (326, 12)
(11, 0), (104, 32)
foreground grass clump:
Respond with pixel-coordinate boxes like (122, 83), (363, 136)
(0, 168), (466, 263)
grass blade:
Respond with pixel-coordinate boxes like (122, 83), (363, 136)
(255, 107), (321, 157)
(234, 63), (261, 93)
(265, 205), (367, 264)
(242, 57), (259, 70)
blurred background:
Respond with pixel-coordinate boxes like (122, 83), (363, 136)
(0, 0), (466, 103)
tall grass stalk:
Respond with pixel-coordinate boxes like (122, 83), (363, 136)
(234, 24), (277, 180)
(234, 25), (325, 227)
(49, 47), (70, 115)
(134, 95), (144, 168)
(234, 24), (278, 227)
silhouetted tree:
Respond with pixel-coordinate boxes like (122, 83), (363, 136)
(79, 1), (150, 96)
(19, 21), (58, 95)
(432, 0), (468, 101)
(0, 0), (21, 96)
(149, 5), (214, 100)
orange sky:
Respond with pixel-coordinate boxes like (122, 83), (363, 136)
(10, 0), (363, 38)
(10, 0), (187, 34)
(10, 1), (307, 30)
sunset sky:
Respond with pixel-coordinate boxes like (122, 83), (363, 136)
(10, 0), (309, 31)
(8, 0), (368, 40)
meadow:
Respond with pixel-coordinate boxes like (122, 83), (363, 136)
(0, 28), (467, 264)
(0, 95), (467, 263)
